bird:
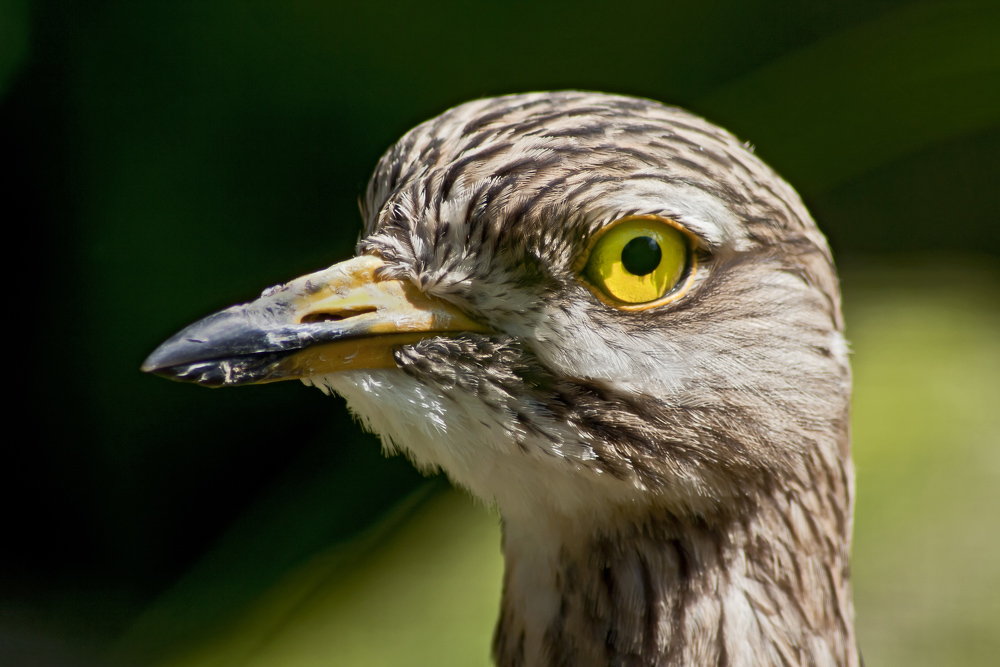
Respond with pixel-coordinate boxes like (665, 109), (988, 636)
(143, 91), (858, 667)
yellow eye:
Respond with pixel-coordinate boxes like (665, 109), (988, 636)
(582, 216), (693, 307)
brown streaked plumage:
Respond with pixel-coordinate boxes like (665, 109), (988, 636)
(144, 92), (859, 666)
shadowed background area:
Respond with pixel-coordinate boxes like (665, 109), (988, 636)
(1, 1), (997, 665)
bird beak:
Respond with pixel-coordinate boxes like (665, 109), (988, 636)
(141, 254), (489, 387)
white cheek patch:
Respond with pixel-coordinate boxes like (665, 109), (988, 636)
(506, 301), (692, 397)
(302, 370), (648, 521)
(304, 370), (484, 473)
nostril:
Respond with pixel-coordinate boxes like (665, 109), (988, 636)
(300, 306), (377, 324)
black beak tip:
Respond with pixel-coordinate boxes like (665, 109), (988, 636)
(140, 305), (268, 376)
(140, 301), (329, 386)
(140, 336), (236, 386)
(140, 347), (170, 374)
(140, 322), (293, 387)
(140, 333), (209, 375)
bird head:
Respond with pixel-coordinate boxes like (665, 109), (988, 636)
(144, 92), (850, 535)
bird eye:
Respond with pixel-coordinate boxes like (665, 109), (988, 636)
(582, 217), (693, 307)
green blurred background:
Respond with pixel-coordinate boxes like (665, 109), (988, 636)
(2, 1), (998, 665)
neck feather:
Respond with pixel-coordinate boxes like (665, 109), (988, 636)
(493, 453), (858, 667)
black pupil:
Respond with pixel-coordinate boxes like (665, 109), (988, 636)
(621, 236), (662, 276)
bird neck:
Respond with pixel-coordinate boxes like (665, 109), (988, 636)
(492, 482), (859, 667)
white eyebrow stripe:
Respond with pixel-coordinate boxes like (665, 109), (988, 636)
(601, 181), (746, 250)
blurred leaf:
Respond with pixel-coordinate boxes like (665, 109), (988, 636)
(0, 0), (29, 96)
(701, 1), (1000, 193)
(123, 486), (503, 667)
(110, 432), (425, 663)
